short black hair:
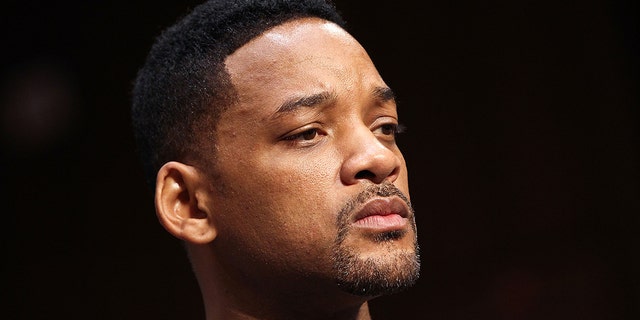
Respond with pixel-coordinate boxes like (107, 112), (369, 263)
(131, 0), (346, 187)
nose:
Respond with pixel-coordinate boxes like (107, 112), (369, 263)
(340, 126), (403, 185)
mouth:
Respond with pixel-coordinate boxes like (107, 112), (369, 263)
(352, 197), (411, 231)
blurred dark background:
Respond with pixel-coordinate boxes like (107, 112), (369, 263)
(2, 0), (638, 319)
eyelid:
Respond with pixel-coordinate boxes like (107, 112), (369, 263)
(371, 116), (398, 130)
(280, 123), (321, 138)
(283, 128), (318, 141)
(371, 117), (405, 140)
(280, 124), (327, 147)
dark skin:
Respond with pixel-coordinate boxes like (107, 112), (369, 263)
(155, 17), (419, 320)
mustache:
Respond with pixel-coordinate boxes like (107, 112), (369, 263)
(336, 182), (413, 226)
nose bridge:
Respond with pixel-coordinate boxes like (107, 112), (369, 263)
(340, 122), (401, 185)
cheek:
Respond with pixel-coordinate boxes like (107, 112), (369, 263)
(257, 145), (341, 193)
(394, 152), (411, 194)
(212, 158), (341, 275)
(257, 159), (339, 221)
(217, 149), (342, 236)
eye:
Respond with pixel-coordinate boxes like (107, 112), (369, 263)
(299, 128), (318, 140)
(380, 124), (398, 136)
(282, 128), (324, 145)
(376, 123), (405, 137)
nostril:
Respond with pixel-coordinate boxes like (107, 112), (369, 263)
(355, 170), (376, 180)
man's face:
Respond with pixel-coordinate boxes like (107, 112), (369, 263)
(204, 17), (419, 298)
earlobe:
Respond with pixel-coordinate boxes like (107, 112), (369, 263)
(155, 161), (217, 244)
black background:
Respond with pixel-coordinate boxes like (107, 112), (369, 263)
(2, 0), (638, 319)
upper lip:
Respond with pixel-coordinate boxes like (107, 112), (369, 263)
(353, 197), (410, 222)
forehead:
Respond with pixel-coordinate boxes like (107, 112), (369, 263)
(223, 17), (385, 117)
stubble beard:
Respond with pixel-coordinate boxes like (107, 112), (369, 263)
(332, 183), (421, 297)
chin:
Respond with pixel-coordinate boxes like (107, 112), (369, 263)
(332, 234), (421, 297)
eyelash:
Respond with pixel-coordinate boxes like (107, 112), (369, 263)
(281, 122), (405, 146)
(283, 128), (321, 142)
(378, 123), (405, 136)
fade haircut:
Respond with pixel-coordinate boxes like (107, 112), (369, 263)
(131, 0), (346, 187)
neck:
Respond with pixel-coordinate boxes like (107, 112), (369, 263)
(204, 301), (372, 320)
(187, 245), (374, 320)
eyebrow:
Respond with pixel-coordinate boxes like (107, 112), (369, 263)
(271, 86), (396, 118)
(273, 91), (337, 117)
(373, 86), (396, 103)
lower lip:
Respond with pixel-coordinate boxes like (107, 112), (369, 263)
(354, 214), (407, 229)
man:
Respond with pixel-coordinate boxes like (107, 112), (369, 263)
(131, 0), (420, 319)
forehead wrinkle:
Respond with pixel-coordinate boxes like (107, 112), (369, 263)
(270, 90), (337, 119)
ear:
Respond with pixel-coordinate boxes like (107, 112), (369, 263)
(155, 161), (217, 244)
